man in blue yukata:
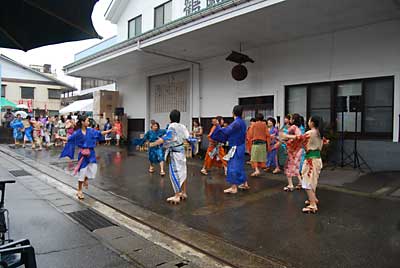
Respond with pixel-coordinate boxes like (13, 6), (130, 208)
(211, 105), (249, 194)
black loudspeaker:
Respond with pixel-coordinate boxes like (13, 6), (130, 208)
(115, 107), (124, 116)
(336, 96), (348, 112)
(349, 96), (361, 112)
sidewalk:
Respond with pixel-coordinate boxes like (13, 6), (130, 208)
(0, 152), (202, 268)
(2, 145), (400, 268)
(0, 163), (135, 268)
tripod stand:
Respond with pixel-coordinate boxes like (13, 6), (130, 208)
(342, 109), (372, 173)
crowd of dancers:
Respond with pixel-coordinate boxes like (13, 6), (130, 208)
(9, 113), (123, 150)
(137, 105), (328, 213)
(9, 106), (328, 213)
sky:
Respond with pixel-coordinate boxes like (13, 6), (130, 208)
(0, 0), (117, 90)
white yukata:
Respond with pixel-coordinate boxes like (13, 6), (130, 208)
(162, 123), (190, 193)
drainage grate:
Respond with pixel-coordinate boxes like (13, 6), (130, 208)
(9, 170), (31, 177)
(67, 209), (115, 231)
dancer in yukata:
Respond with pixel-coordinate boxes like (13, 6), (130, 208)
(282, 116), (329, 213)
(266, 117), (281, 174)
(211, 105), (249, 194)
(10, 114), (24, 146)
(134, 122), (167, 176)
(201, 116), (227, 176)
(57, 115), (114, 200)
(149, 110), (190, 205)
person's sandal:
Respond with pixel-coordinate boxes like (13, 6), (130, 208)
(200, 169), (208, 175)
(295, 184), (302, 190)
(250, 172), (260, 177)
(283, 186), (295, 192)
(224, 188), (238, 194)
(272, 168), (281, 174)
(238, 184), (250, 190)
(166, 196), (180, 205)
(160, 171), (166, 176)
(148, 167), (155, 173)
(302, 205), (318, 214)
(76, 192), (84, 200)
(305, 199), (319, 205)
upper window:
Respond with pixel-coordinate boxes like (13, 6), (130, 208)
(48, 89), (61, 99)
(128, 15), (142, 39)
(21, 87), (34, 99)
(154, 1), (172, 28)
(81, 78), (114, 90)
(1, 85), (5, 98)
(285, 76), (394, 138)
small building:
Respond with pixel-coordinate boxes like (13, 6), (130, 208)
(64, 0), (400, 171)
(0, 54), (75, 116)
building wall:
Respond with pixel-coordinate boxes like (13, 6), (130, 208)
(2, 81), (62, 111)
(115, 19), (400, 170)
(199, 19), (400, 141)
(114, 0), (226, 42)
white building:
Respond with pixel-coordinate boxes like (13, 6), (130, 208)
(0, 54), (75, 115)
(64, 0), (400, 171)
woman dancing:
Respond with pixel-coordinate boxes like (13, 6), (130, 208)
(266, 117), (281, 174)
(283, 116), (328, 213)
(200, 116), (227, 176)
(135, 122), (166, 176)
(282, 113), (303, 192)
(247, 113), (270, 177)
(58, 115), (114, 200)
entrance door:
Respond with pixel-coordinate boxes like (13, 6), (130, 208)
(149, 70), (190, 129)
(239, 96), (274, 125)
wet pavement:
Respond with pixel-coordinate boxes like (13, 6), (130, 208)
(6, 145), (400, 268)
(0, 157), (136, 268)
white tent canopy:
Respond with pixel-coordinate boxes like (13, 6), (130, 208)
(59, 99), (93, 115)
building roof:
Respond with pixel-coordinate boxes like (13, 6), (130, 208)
(64, 0), (244, 71)
(0, 54), (77, 92)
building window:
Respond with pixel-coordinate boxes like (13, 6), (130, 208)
(81, 78), (114, 90)
(1, 85), (5, 98)
(154, 1), (172, 28)
(128, 15), (142, 39)
(239, 96), (274, 124)
(285, 76), (394, 138)
(21, 87), (34, 99)
(48, 88), (61, 99)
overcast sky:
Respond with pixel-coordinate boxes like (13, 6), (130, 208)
(0, 0), (117, 90)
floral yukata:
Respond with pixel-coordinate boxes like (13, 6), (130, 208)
(135, 129), (167, 164)
(162, 123), (190, 193)
(203, 125), (227, 169)
(284, 125), (303, 178)
(297, 129), (324, 192)
(60, 128), (103, 182)
(211, 117), (247, 185)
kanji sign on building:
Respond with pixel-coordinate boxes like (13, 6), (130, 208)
(184, 0), (229, 15)
(184, 0), (201, 15)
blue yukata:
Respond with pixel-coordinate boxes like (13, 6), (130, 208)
(135, 129), (166, 164)
(162, 123), (189, 193)
(266, 126), (279, 168)
(10, 119), (24, 141)
(24, 125), (33, 142)
(60, 128), (103, 181)
(299, 125), (306, 173)
(211, 117), (247, 185)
